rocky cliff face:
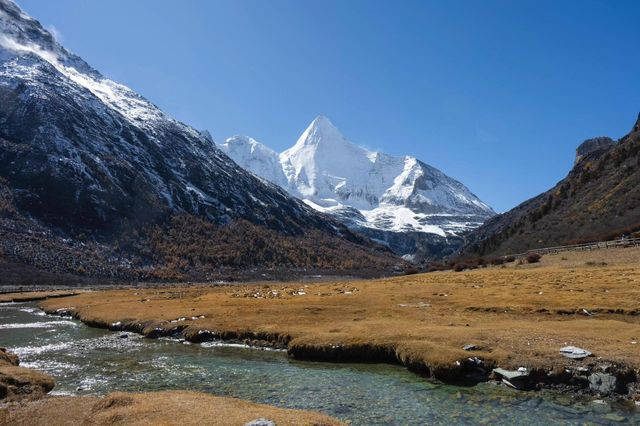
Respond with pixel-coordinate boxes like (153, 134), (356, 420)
(222, 116), (495, 261)
(459, 114), (640, 257)
(0, 0), (401, 279)
(575, 137), (615, 164)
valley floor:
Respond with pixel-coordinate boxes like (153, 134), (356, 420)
(35, 247), (640, 400)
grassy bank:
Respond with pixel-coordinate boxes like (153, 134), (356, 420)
(0, 349), (343, 425)
(3, 391), (343, 425)
(38, 247), (640, 398)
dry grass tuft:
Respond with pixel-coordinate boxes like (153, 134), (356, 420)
(0, 349), (55, 402)
(4, 391), (344, 425)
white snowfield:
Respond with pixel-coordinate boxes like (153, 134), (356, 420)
(0, 1), (199, 137)
(222, 116), (495, 237)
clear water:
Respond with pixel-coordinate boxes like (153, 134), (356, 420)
(1, 302), (637, 425)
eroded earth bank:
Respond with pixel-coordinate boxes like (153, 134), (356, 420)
(38, 248), (640, 401)
(0, 348), (342, 425)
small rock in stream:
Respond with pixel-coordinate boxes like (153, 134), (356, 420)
(602, 413), (626, 422)
(588, 372), (618, 395)
(492, 367), (530, 390)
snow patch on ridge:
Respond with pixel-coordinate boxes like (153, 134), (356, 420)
(360, 206), (447, 236)
(0, 33), (166, 128)
(222, 136), (289, 188)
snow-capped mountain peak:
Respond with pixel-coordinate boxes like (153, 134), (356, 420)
(0, 1), (188, 133)
(280, 116), (376, 205)
(0, 0), (90, 73)
(0, 0), (362, 245)
(290, 115), (353, 149)
(221, 116), (495, 258)
(222, 135), (288, 188)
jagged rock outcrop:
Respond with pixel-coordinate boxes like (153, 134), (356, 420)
(459, 113), (640, 257)
(575, 137), (615, 164)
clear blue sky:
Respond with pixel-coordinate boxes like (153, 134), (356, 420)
(16, 0), (640, 212)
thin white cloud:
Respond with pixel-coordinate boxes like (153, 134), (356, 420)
(45, 24), (63, 43)
(0, 33), (61, 66)
(0, 32), (166, 126)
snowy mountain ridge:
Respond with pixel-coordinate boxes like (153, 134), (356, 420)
(0, 0), (381, 246)
(0, 2), (194, 136)
(221, 116), (495, 258)
(0, 0), (491, 263)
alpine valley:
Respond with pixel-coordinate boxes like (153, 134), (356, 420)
(221, 116), (495, 261)
(3, 2), (640, 424)
(0, 0), (402, 283)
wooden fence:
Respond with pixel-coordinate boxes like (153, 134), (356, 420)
(513, 237), (640, 258)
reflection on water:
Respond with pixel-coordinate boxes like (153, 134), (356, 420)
(0, 302), (637, 425)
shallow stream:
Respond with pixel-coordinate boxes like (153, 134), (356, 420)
(1, 302), (638, 425)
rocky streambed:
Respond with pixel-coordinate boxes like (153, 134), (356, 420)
(1, 301), (639, 425)
(45, 303), (640, 404)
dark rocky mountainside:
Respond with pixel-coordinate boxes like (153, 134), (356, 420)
(0, 0), (401, 282)
(459, 114), (640, 257)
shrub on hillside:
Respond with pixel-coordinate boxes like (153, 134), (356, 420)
(453, 263), (468, 272)
(136, 215), (399, 279)
(404, 267), (420, 275)
(526, 253), (541, 263)
(425, 262), (448, 273)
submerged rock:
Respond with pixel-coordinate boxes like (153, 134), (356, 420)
(602, 413), (626, 422)
(589, 373), (618, 395)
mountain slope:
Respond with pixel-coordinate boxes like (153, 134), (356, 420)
(0, 0), (401, 281)
(221, 115), (495, 260)
(459, 114), (640, 257)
